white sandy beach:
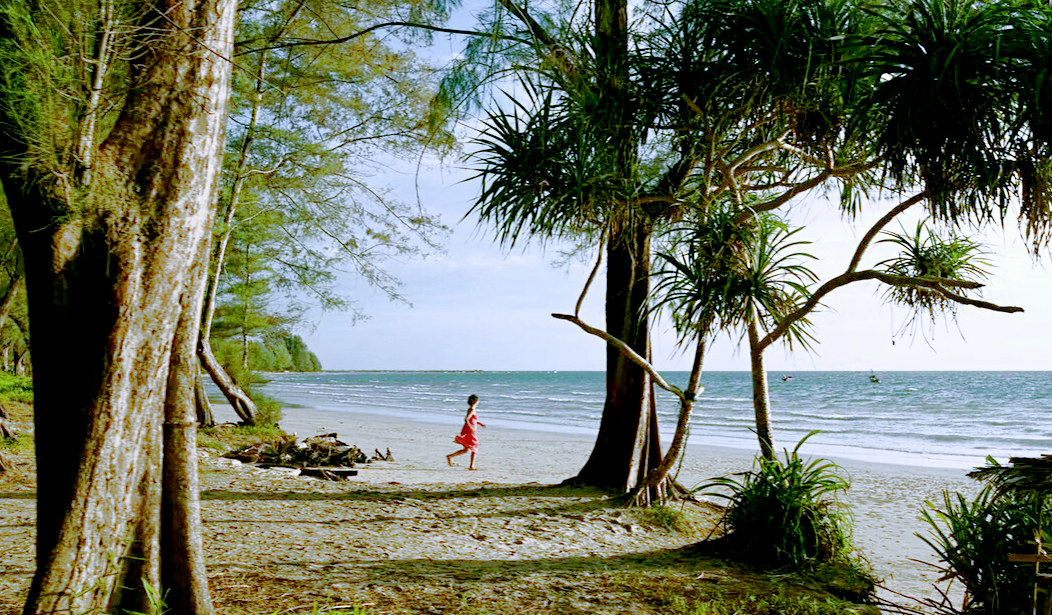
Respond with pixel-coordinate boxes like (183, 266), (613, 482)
(207, 402), (986, 606)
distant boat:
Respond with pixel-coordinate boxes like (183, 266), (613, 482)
(869, 374), (880, 383)
(782, 375), (793, 382)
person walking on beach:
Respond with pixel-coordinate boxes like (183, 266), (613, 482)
(447, 394), (485, 470)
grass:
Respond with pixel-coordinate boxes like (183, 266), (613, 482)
(638, 504), (693, 532)
(197, 423), (286, 454)
(0, 372), (32, 404)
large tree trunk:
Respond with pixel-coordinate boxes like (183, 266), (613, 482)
(0, 0), (236, 612)
(565, 0), (661, 493)
(569, 226), (658, 491)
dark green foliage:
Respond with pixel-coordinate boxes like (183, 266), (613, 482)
(698, 433), (854, 568)
(919, 485), (1051, 615)
(211, 330), (320, 373)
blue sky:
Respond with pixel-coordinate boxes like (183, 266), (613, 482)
(302, 158), (1052, 372)
(301, 6), (1052, 373)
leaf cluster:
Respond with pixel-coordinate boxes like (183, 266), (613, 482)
(919, 483), (1051, 615)
(697, 432), (854, 569)
(652, 204), (818, 352)
(877, 220), (990, 330)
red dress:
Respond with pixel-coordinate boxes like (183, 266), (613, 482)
(454, 413), (479, 452)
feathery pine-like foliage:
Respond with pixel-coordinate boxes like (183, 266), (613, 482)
(219, 0), (456, 319)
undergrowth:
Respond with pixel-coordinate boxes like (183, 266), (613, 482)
(0, 372), (32, 404)
(918, 483), (1051, 615)
(696, 432), (877, 602)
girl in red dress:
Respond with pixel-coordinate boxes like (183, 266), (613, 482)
(447, 394), (485, 470)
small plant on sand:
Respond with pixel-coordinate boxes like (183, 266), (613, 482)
(918, 484), (1050, 615)
(697, 432), (859, 571)
(639, 504), (688, 532)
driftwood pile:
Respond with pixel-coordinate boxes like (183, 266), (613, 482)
(223, 433), (394, 481)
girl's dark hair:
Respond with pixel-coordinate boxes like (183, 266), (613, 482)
(468, 394), (479, 405)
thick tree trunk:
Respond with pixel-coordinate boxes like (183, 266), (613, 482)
(564, 0), (661, 493)
(0, 0), (236, 612)
(748, 316), (776, 461)
(569, 227), (657, 490)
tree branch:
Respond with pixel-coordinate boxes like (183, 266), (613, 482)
(235, 22), (527, 55)
(552, 313), (683, 398)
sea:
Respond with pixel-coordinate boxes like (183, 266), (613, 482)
(256, 370), (1052, 470)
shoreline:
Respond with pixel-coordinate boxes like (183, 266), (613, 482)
(210, 402), (981, 604)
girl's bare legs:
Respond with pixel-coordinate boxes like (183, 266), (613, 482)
(468, 451), (477, 470)
(447, 447), (468, 466)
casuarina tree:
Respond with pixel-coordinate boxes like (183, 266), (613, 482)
(0, 0), (235, 612)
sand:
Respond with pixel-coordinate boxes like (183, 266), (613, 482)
(262, 403), (981, 605)
(0, 402), (987, 613)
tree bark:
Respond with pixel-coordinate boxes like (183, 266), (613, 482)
(568, 226), (657, 490)
(163, 238), (215, 615)
(748, 316), (776, 461)
(0, 0), (236, 612)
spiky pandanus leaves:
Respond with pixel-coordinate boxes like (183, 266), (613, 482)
(854, 0), (1021, 221)
(699, 432), (854, 568)
(970, 455), (1052, 499)
(653, 205), (818, 352)
(877, 220), (990, 332)
(919, 484), (1051, 615)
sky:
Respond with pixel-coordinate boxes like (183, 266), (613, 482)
(300, 7), (1052, 373)
(301, 156), (1052, 373)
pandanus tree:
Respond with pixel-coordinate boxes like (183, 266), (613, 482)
(653, 208), (819, 461)
(468, 0), (1052, 495)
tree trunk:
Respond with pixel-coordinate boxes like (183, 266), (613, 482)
(198, 341), (257, 424)
(0, 275), (24, 334)
(0, 0), (236, 612)
(564, 0), (661, 493)
(748, 316), (776, 461)
(569, 226), (657, 490)
(196, 50), (266, 424)
(195, 369), (216, 428)
(162, 238), (214, 615)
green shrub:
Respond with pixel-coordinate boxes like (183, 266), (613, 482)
(919, 486), (1050, 615)
(250, 393), (284, 429)
(697, 432), (854, 568)
(0, 372), (32, 403)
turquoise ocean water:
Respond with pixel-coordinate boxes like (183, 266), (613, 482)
(257, 371), (1052, 469)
